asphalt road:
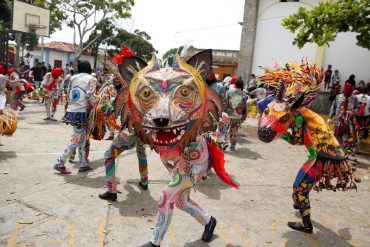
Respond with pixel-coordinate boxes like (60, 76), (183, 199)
(0, 102), (369, 247)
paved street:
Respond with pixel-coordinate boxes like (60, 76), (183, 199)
(0, 102), (369, 247)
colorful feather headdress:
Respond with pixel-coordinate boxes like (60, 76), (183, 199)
(258, 61), (324, 107)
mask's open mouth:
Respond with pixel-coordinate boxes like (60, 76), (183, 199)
(144, 125), (187, 145)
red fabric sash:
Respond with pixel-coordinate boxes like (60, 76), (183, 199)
(45, 78), (57, 91)
(208, 140), (238, 189)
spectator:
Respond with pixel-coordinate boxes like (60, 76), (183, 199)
(343, 74), (356, 110)
(331, 69), (340, 86)
(329, 80), (341, 101)
(30, 62), (44, 89)
(324, 64), (332, 91)
(247, 74), (257, 92)
(41, 62), (47, 76)
(357, 80), (366, 92)
(64, 64), (70, 76)
(47, 64), (52, 72)
(223, 76), (232, 90)
(23, 52), (32, 82)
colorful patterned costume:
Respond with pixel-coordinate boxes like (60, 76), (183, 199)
(328, 93), (349, 143)
(0, 75), (17, 137)
(41, 68), (64, 120)
(7, 70), (27, 111)
(352, 93), (370, 152)
(113, 50), (237, 246)
(98, 49), (152, 201)
(92, 83), (117, 140)
(224, 85), (248, 150)
(257, 62), (360, 233)
(54, 61), (97, 174)
(103, 131), (148, 194)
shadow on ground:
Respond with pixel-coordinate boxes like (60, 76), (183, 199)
(59, 158), (107, 189)
(111, 183), (158, 218)
(183, 235), (222, 247)
(195, 172), (235, 200)
(0, 151), (17, 161)
(283, 220), (356, 247)
(225, 147), (262, 160)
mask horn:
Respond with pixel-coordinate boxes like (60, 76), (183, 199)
(288, 92), (305, 109)
(275, 80), (285, 102)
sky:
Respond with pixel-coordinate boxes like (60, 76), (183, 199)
(45, 0), (245, 57)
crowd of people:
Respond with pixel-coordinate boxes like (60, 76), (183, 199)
(323, 64), (370, 154)
(0, 50), (367, 246)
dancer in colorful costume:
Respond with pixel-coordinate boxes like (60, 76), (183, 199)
(41, 68), (64, 121)
(7, 69), (29, 111)
(54, 61), (96, 174)
(351, 88), (370, 153)
(224, 78), (248, 151)
(92, 81), (118, 141)
(111, 49), (237, 246)
(327, 93), (349, 145)
(98, 47), (151, 201)
(257, 62), (360, 233)
(0, 75), (17, 138)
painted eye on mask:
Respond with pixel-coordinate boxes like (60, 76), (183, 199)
(181, 88), (189, 97)
(138, 86), (156, 101)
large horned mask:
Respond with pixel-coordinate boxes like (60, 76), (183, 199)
(115, 50), (222, 148)
(257, 62), (323, 143)
(257, 81), (304, 143)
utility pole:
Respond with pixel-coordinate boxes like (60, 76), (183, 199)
(237, 0), (259, 81)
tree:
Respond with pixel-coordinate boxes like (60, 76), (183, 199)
(282, 0), (370, 50)
(107, 29), (156, 60)
(59, 0), (134, 67)
(0, 0), (65, 67)
(83, 19), (115, 68)
(162, 46), (183, 67)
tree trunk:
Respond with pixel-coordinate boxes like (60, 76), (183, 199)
(237, 0), (259, 82)
(15, 33), (22, 71)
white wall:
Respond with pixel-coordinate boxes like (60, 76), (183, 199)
(252, 0), (319, 74)
(252, 0), (370, 85)
(49, 50), (68, 67)
(70, 54), (104, 69)
(323, 32), (370, 85)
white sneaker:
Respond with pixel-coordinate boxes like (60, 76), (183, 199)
(50, 117), (57, 121)
(43, 117), (51, 120)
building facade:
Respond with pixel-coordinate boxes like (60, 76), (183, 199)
(239, 0), (370, 85)
(30, 41), (104, 70)
(182, 47), (238, 80)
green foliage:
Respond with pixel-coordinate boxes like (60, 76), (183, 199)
(107, 29), (156, 59)
(59, 0), (135, 63)
(0, 0), (12, 30)
(163, 47), (184, 67)
(282, 0), (370, 49)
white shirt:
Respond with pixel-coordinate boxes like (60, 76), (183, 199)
(67, 73), (97, 113)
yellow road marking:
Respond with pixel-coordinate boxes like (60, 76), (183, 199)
(7, 225), (21, 247)
(18, 240), (63, 246)
(98, 217), (105, 247)
(216, 225), (233, 246)
(69, 221), (75, 247)
(168, 226), (177, 246)
(230, 221), (252, 247)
